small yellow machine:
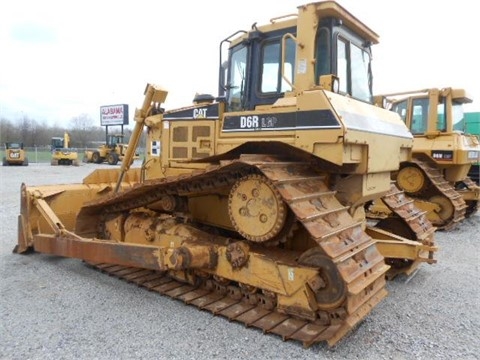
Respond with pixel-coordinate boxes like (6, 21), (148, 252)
(373, 88), (480, 228)
(51, 132), (79, 166)
(83, 134), (138, 165)
(2, 142), (28, 166)
(15, 1), (437, 348)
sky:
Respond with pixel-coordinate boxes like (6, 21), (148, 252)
(0, 0), (478, 128)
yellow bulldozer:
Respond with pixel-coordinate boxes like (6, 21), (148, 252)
(371, 88), (480, 229)
(83, 133), (138, 165)
(464, 112), (480, 185)
(51, 132), (80, 166)
(14, 1), (437, 348)
(3, 142), (28, 166)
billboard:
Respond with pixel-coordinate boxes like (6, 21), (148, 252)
(100, 104), (129, 126)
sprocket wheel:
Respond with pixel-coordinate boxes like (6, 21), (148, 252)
(396, 165), (427, 194)
(228, 174), (287, 242)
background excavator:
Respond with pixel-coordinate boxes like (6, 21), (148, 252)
(50, 132), (80, 166)
(14, 1), (436, 348)
(371, 88), (480, 229)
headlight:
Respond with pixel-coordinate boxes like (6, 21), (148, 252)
(332, 77), (340, 93)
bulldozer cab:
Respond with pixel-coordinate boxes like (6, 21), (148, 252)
(382, 88), (479, 169)
(387, 88), (473, 135)
(151, 1), (412, 180)
(220, 2), (377, 112)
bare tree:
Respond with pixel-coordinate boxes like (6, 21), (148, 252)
(70, 113), (95, 148)
(0, 118), (16, 144)
(19, 116), (35, 146)
(31, 120), (52, 147)
(1, 113), (136, 151)
(70, 113), (94, 131)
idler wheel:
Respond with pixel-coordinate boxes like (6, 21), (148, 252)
(228, 174), (286, 242)
(298, 248), (346, 310)
(429, 195), (454, 224)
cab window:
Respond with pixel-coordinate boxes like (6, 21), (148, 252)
(452, 101), (465, 131)
(392, 100), (408, 123)
(315, 27), (331, 79)
(337, 38), (372, 103)
(436, 98), (446, 132)
(411, 98), (429, 134)
(260, 38), (295, 94)
(226, 45), (248, 112)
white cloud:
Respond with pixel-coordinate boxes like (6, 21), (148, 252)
(0, 0), (478, 127)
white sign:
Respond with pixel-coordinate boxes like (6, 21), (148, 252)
(100, 104), (129, 126)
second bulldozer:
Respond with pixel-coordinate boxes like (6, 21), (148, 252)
(374, 88), (480, 229)
(15, 1), (437, 348)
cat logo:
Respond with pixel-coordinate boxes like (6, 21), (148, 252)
(193, 108), (207, 119)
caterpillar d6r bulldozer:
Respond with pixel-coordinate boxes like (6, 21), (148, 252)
(14, 1), (437, 348)
(372, 88), (480, 229)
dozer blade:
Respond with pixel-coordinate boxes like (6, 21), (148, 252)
(15, 167), (141, 254)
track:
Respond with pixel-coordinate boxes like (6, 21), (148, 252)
(378, 183), (436, 241)
(402, 159), (467, 230)
(77, 157), (389, 347)
(371, 183), (437, 278)
(459, 177), (480, 218)
(86, 262), (377, 348)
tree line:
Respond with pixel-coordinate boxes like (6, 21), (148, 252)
(0, 114), (144, 149)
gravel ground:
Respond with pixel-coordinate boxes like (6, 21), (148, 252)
(1, 163), (479, 360)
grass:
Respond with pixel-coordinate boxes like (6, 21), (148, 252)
(1, 149), (145, 164)
(1, 150), (60, 163)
